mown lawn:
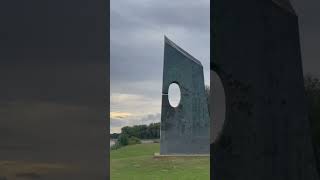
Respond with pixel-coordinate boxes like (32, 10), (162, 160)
(110, 143), (210, 180)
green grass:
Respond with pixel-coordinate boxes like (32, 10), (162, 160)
(110, 143), (210, 180)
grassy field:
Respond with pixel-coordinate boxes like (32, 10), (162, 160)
(110, 143), (210, 180)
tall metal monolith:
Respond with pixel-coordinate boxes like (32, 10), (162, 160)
(211, 0), (320, 179)
(160, 36), (210, 154)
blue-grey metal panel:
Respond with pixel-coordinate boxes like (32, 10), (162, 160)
(160, 36), (210, 154)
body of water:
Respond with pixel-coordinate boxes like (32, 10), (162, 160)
(110, 139), (116, 147)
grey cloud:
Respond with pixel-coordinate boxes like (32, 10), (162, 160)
(111, 0), (209, 31)
(136, 3), (209, 30)
(0, 63), (106, 107)
(140, 113), (161, 123)
(110, 118), (127, 127)
(111, 0), (210, 83)
(291, 0), (320, 77)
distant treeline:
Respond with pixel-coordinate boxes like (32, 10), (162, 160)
(111, 122), (160, 140)
(110, 133), (120, 139)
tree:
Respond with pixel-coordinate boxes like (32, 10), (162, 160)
(110, 133), (120, 139)
(148, 123), (160, 139)
(120, 123), (160, 139)
(121, 126), (131, 136)
(117, 133), (129, 146)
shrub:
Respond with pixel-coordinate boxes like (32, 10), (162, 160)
(153, 139), (160, 143)
(128, 136), (141, 145)
(111, 135), (142, 151)
(118, 134), (129, 146)
(111, 142), (122, 150)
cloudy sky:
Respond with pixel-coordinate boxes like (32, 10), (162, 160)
(110, 0), (210, 133)
(0, 1), (108, 178)
(291, 0), (320, 78)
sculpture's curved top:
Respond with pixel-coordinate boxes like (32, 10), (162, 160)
(272, 0), (296, 14)
(164, 36), (202, 66)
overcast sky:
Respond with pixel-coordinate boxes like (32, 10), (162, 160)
(110, 0), (210, 133)
(0, 1), (108, 178)
(291, 0), (320, 78)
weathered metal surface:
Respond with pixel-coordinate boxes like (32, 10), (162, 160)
(272, 0), (295, 13)
(211, 0), (319, 179)
(160, 36), (210, 155)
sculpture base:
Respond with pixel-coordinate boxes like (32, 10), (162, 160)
(153, 152), (210, 158)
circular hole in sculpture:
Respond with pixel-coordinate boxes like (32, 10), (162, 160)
(211, 71), (226, 144)
(168, 83), (181, 108)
